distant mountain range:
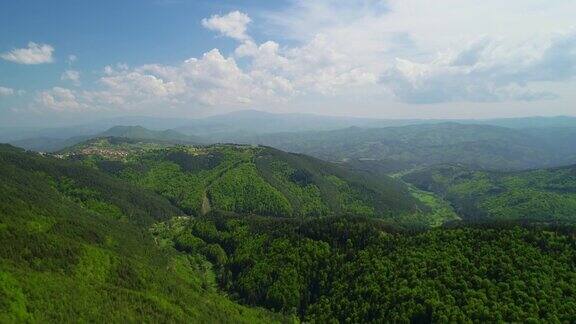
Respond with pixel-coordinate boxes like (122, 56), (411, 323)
(99, 125), (203, 144)
(8, 125), (204, 152)
(4, 110), (576, 172)
(3, 109), (576, 142)
(221, 122), (576, 171)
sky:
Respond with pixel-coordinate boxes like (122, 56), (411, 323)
(1, 0), (576, 127)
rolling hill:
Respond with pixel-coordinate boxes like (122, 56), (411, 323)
(172, 111), (576, 137)
(3, 139), (576, 322)
(7, 112), (576, 172)
(100, 125), (204, 144)
(61, 137), (455, 226)
(8, 135), (92, 153)
(402, 163), (576, 223)
(222, 123), (572, 171)
(0, 144), (285, 322)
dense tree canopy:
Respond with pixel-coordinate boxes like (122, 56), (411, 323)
(3, 139), (576, 322)
(0, 144), (286, 322)
(66, 139), (443, 223)
(403, 164), (576, 223)
(155, 213), (576, 322)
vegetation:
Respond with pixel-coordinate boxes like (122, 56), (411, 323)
(0, 144), (286, 322)
(4, 123), (576, 323)
(229, 123), (575, 171)
(155, 213), (576, 322)
(403, 164), (576, 222)
(99, 125), (204, 144)
(209, 162), (292, 216)
(403, 184), (460, 227)
(13, 120), (576, 173)
(65, 139), (445, 224)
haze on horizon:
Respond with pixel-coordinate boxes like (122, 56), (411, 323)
(1, 0), (576, 127)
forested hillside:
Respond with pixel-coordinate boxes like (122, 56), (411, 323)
(99, 125), (204, 144)
(11, 120), (576, 173)
(0, 144), (285, 322)
(154, 213), (576, 322)
(221, 123), (575, 171)
(3, 139), (576, 322)
(403, 164), (576, 222)
(61, 138), (454, 227)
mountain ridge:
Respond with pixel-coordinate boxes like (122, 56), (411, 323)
(60, 138), (455, 226)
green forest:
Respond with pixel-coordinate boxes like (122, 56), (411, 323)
(2, 0), (576, 320)
(154, 213), (576, 322)
(0, 144), (287, 322)
(2, 135), (576, 322)
(66, 138), (450, 226)
(225, 123), (576, 171)
(403, 164), (576, 223)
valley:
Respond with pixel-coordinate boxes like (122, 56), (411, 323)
(2, 113), (576, 322)
(3, 0), (576, 321)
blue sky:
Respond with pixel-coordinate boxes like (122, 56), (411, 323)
(0, 1), (279, 92)
(1, 0), (576, 127)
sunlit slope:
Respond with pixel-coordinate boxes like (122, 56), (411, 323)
(0, 144), (285, 323)
(64, 138), (444, 224)
(403, 164), (576, 222)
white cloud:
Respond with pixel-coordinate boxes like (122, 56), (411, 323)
(202, 11), (252, 41)
(32, 3), (576, 113)
(260, 0), (576, 104)
(0, 86), (14, 96)
(383, 31), (576, 103)
(67, 34), (375, 112)
(1, 42), (54, 64)
(67, 55), (77, 64)
(37, 87), (85, 111)
(40, 47), (292, 112)
(61, 70), (81, 84)
(235, 36), (378, 96)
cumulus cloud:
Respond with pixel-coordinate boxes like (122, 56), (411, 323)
(32, 3), (576, 112)
(38, 87), (85, 111)
(1, 42), (54, 64)
(202, 11), (252, 41)
(61, 70), (81, 84)
(70, 31), (376, 112)
(0, 86), (14, 96)
(42, 47), (294, 112)
(383, 31), (576, 103)
(236, 36), (378, 96)
(262, 0), (576, 104)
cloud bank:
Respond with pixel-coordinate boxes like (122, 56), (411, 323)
(25, 0), (576, 112)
